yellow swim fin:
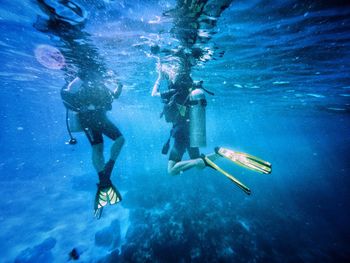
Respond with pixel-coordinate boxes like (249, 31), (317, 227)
(203, 155), (251, 195)
(94, 183), (122, 219)
(94, 187), (107, 219)
(215, 147), (272, 174)
(106, 184), (122, 205)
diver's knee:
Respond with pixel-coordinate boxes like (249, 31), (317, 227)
(92, 143), (104, 154)
(197, 158), (206, 169)
(168, 168), (179, 176)
(167, 161), (178, 176)
(117, 135), (125, 145)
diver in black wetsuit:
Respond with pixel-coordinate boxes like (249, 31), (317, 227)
(150, 0), (231, 175)
(150, 0), (272, 193)
(151, 48), (209, 175)
(35, 0), (124, 218)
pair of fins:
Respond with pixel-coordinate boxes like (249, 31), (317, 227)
(94, 183), (122, 219)
(203, 147), (272, 195)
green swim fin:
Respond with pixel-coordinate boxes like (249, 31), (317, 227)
(202, 155), (251, 195)
(215, 147), (272, 174)
(94, 183), (122, 219)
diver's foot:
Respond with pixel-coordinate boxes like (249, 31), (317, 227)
(214, 146), (220, 154)
(201, 153), (220, 170)
(200, 154), (210, 167)
(93, 182), (122, 219)
(98, 170), (112, 188)
(195, 156), (206, 169)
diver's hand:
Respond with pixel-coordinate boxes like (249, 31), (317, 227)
(113, 83), (123, 99)
(151, 74), (161, 97)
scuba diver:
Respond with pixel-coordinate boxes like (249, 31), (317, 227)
(61, 77), (124, 219)
(151, 50), (271, 194)
(151, 47), (214, 175)
(150, 0), (272, 194)
(34, 0), (124, 218)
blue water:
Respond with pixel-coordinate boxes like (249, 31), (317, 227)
(1, 0), (350, 262)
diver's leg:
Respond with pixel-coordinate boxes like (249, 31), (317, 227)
(104, 136), (125, 178)
(188, 146), (206, 170)
(84, 127), (110, 186)
(167, 139), (205, 175)
(80, 110), (122, 219)
(80, 114), (103, 174)
(92, 142), (105, 173)
(84, 127), (113, 218)
(167, 135), (185, 175)
(187, 146), (220, 163)
(102, 114), (125, 178)
(92, 141), (111, 187)
(188, 145), (221, 164)
(168, 159), (205, 175)
(82, 123), (105, 175)
(110, 135), (125, 161)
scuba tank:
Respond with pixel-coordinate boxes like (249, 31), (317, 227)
(189, 88), (207, 147)
(65, 77), (83, 133)
(67, 110), (82, 133)
(62, 77), (84, 144)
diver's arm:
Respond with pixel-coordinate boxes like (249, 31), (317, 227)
(113, 82), (123, 99)
(151, 72), (162, 97)
(66, 77), (83, 93)
(151, 58), (162, 97)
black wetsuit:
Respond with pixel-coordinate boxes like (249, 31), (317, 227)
(166, 87), (200, 162)
(79, 109), (122, 145)
(169, 116), (200, 162)
(62, 83), (122, 145)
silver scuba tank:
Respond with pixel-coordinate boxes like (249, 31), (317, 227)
(67, 110), (83, 133)
(67, 77), (83, 133)
(189, 88), (207, 147)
